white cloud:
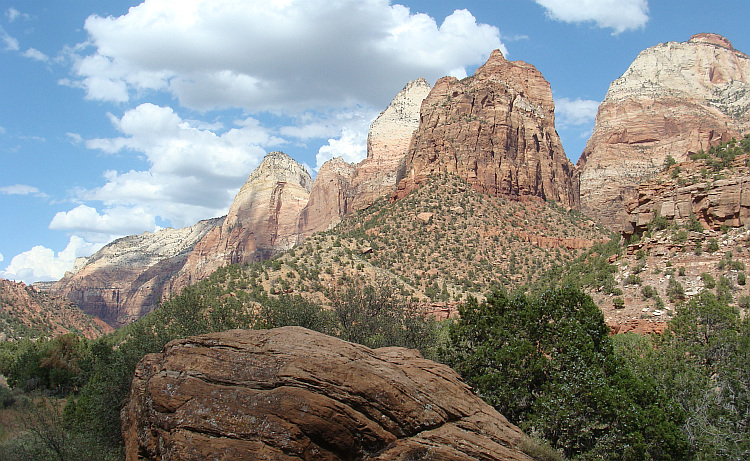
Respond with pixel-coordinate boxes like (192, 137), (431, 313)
(0, 253), (3, 263)
(1, 26), (19, 51)
(555, 97), (600, 127)
(5, 8), (31, 22)
(0, 184), (48, 197)
(316, 126), (369, 170)
(66, 132), (83, 144)
(49, 204), (156, 237)
(71, 0), (503, 110)
(22, 47), (49, 62)
(534, 0), (649, 34)
(0, 236), (103, 284)
(77, 103), (274, 228)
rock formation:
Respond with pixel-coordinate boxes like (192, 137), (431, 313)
(297, 79), (431, 239)
(395, 49), (579, 209)
(0, 279), (113, 340)
(51, 218), (222, 327)
(352, 78), (432, 210)
(122, 327), (534, 461)
(623, 154), (750, 239)
(167, 152), (312, 296)
(297, 157), (356, 240)
(578, 33), (750, 229)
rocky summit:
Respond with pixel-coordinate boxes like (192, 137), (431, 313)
(395, 49), (579, 209)
(297, 78), (431, 240)
(122, 327), (534, 461)
(578, 33), (750, 229)
(166, 151), (313, 298)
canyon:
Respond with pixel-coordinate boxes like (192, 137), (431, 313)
(43, 34), (750, 331)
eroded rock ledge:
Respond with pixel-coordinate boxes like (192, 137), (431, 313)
(122, 327), (533, 460)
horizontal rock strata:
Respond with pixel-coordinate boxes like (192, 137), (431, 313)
(123, 327), (534, 461)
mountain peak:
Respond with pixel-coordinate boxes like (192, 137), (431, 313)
(689, 32), (734, 50)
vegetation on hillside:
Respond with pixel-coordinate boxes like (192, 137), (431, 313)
(3, 154), (750, 459)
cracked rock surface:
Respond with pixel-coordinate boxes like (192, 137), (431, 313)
(122, 326), (533, 460)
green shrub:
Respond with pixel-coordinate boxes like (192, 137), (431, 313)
(444, 288), (688, 460)
(701, 273), (716, 289)
(641, 285), (657, 300)
(706, 238), (720, 253)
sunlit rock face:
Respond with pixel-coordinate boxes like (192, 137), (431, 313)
(578, 33), (750, 229)
(122, 327), (535, 461)
(167, 151), (312, 297)
(395, 49), (579, 209)
(51, 218), (222, 327)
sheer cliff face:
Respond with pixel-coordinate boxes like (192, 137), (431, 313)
(395, 49), (579, 209)
(578, 33), (750, 229)
(168, 152), (312, 294)
(351, 78), (432, 210)
(296, 79), (431, 239)
(51, 218), (223, 327)
(296, 157), (356, 241)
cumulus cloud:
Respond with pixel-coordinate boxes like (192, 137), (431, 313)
(555, 97), (600, 128)
(0, 236), (103, 284)
(534, 0), (649, 34)
(77, 103), (276, 229)
(71, 0), (503, 110)
(49, 204), (156, 237)
(316, 126), (369, 170)
(0, 184), (48, 197)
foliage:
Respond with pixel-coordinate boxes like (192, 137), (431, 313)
(619, 292), (750, 460)
(444, 287), (688, 460)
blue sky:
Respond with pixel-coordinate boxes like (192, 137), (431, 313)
(1, 0), (748, 283)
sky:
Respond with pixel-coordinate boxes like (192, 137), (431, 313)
(1, 0), (748, 284)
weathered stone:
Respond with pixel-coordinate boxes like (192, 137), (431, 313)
(416, 212), (434, 223)
(297, 157), (356, 241)
(352, 78), (432, 211)
(578, 33), (750, 228)
(297, 79), (431, 240)
(623, 155), (750, 239)
(395, 49), (579, 209)
(123, 327), (534, 461)
(167, 152), (312, 299)
(51, 218), (222, 327)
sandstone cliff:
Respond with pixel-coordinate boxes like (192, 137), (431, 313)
(1, 279), (113, 340)
(395, 49), (579, 208)
(123, 327), (535, 461)
(623, 153), (750, 239)
(51, 218), (222, 327)
(352, 78), (432, 210)
(297, 79), (430, 240)
(167, 152), (312, 296)
(578, 33), (750, 229)
(297, 157), (356, 240)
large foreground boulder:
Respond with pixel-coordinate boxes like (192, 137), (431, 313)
(122, 327), (534, 460)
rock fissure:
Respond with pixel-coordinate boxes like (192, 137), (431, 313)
(123, 327), (533, 460)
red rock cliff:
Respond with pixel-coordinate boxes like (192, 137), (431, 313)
(166, 152), (312, 297)
(395, 49), (579, 208)
(578, 33), (750, 229)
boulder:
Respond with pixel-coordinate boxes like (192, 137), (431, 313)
(123, 327), (534, 461)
